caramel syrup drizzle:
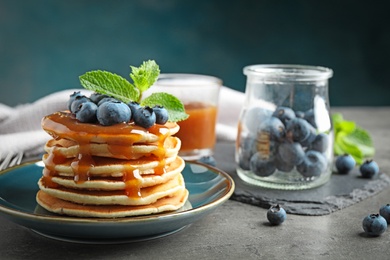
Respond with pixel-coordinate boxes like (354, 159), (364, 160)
(41, 112), (171, 199)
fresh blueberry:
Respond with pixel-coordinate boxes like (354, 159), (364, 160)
(198, 156), (216, 167)
(153, 105), (169, 125)
(127, 101), (141, 117)
(97, 97), (120, 106)
(379, 204), (390, 224)
(267, 204), (287, 225)
(272, 106), (296, 125)
(258, 117), (285, 141)
(299, 131), (317, 148)
(75, 101), (98, 123)
(286, 117), (316, 144)
(304, 108), (317, 128)
(274, 152), (295, 172)
(277, 142), (305, 166)
(249, 152), (276, 177)
(295, 110), (305, 119)
(96, 101), (131, 126)
(297, 150), (327, 178)
(362, 214), (387, 236)
(132, 106), (156, 129)
(244, 107), (272, 133)
(238, 135), (257, 170)
(335, 154), (356, 174)
(70, 95), (90, 114)
(310, 133), (329, 153)
(67, 91), (83, 111)
(360, 159), (379, 178)
(89, 92), (109, 104)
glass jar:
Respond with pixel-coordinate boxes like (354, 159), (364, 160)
(236, 64), (334, 190)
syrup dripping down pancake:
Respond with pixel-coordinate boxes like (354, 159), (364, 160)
(44, 156), (185, 190)
(44, 136), (181, 160)
(37, 111), (189, 218)
(38, 174), (185, 206)
(41, 111), (180, 145)
(36, 189), (189, 218)
(41, 152), (178, 177)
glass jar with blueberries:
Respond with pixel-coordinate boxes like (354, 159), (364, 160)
(236, 64), (334, 189)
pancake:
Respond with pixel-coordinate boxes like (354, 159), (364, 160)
(37, 110), (188, 218)
(42, 152), (178, 177)
(36, 189), (189, 218)
(44, 136), (181, 160)
(38, 174), (185, 206)
(44, 156), (185, 190)
(41, 111), (180, 145)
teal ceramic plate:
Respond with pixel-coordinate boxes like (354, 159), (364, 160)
(0, 160), (234, 244)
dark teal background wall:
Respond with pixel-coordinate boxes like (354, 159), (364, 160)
(1, 0), (390, 106)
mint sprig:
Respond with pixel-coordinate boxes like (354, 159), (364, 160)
(130, 61), (160, 93)
(79, 70), (140, 103)
(78, 60), (188, 122)
(141, 93), (189, 122)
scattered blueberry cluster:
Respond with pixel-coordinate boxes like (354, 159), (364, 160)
(267, 204), (287, 225)
(362, 204), (390, 236)
(67, 91), (169, 128)
(238, 106), (331, 179)
(335, 154), (380, 178)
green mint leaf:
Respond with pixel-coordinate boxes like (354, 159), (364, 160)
(335, 120), (356, 134)
(332, 113), (355, 134)
(140, 92), (189, 122)
(331, 113), (344, 124)
(79, 70), (140, 103)
(130, 60), (160, 95)
(343, 127), (375, 157)
(333, 141), (344, 156)
(336, 132), (363, 161)
(332, 113), (375, 164)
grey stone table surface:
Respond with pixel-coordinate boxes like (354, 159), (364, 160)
(1, 107), (390, 260)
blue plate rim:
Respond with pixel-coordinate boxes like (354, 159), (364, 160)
(0, 160), (235, 225)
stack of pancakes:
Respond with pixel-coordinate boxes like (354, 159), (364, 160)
(36, 111), (189, 218)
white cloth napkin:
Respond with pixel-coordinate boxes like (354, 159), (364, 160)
(0, 87), (244, 160)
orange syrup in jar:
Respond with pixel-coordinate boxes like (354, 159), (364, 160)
(175, 102), (217, 151)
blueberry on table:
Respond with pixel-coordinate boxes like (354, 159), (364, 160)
(335, 154), (356, 174)
(75, 101), (98, 123)
(267, 204), (287, 225)
(272, 106), (296, 125)
(96, 101), (131, 126)
(296, 150), (327, 178)
(379, 204), (390, 224)
(249, 152), (276, 177)
(362, 214), (387, 236)
(360, 159), (379, 178)
(153, 105), (169, 125)
(132, 106), (156, 129)
(278, 142), (305, 166)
